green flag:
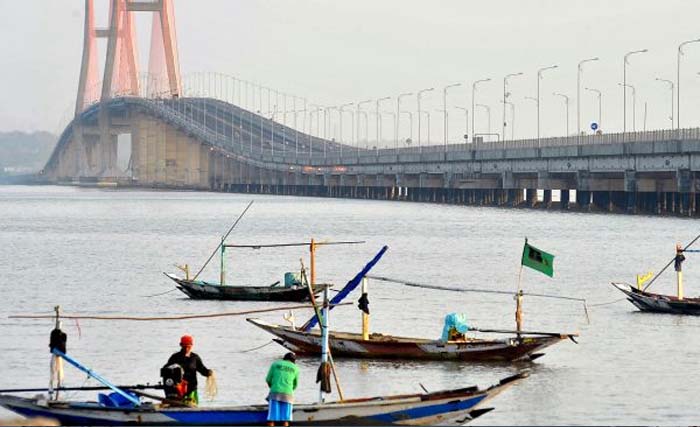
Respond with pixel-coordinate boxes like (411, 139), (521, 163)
(521, 240), (555, 277)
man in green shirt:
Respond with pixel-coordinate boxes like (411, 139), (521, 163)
(265, 352), (299, 426)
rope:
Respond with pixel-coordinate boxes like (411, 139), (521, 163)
(143, 288), (179, 298)
(9, 303), (352, 322)
(234, 340), (275, 353)
(587, 297), (626, 307)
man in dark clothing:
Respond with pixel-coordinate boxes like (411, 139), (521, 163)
(164, 334), (212, 405)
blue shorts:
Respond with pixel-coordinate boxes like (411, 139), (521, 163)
(267, 399), (293, 422)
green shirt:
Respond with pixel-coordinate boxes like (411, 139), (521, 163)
(265, 360), (299, 396)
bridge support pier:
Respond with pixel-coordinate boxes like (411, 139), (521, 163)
(526, 189), (536, 207)
(560, 190), (570, 210)
(543, 190), (552, 208)
(576, 190), (591, 211)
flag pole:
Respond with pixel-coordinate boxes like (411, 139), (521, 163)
(515, 238), (527, 336)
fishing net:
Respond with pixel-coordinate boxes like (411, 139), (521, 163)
(204, 370), (218, 401)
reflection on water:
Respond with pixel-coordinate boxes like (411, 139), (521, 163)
(1, 186), (700, 425)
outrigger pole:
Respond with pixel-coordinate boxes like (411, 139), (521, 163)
(51, 348), (141, 406)
(643, 232), (700, 293)
(191, 200), (254, 282)
(224, 240), (365, 289)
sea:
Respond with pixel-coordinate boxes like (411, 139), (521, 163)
(1, 185), (699, 425)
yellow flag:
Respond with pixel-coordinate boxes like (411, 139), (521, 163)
(636, 271), (654, 289)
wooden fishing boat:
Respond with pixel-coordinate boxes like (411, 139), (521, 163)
(248, 318), (576, 362)
(165, 273), (317, 302)
(612, 240), (700, 315)
(0, 372), (527, 426)
(611, 282), (700, 315)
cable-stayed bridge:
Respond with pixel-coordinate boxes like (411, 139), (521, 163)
(40, 0), (700, 216)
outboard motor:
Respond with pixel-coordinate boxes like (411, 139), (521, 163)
(161, 364), (186, 400)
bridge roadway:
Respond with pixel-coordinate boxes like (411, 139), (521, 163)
(43, 96), (700, 216)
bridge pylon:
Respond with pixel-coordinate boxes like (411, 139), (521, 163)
(72, 0), (182, 178)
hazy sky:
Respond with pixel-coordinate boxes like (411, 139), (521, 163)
(3, 0), (700, 143)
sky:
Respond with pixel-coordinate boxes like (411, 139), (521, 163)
(2, 0), (700, 144)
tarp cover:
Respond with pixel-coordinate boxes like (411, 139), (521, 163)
(440, 313), (470, 341)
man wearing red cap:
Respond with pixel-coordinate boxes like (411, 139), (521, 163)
(164, 334), (212, 405)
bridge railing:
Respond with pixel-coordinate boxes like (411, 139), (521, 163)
(131, 95), (700, 171)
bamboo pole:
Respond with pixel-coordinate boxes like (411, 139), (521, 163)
(361, 277), (369, 340)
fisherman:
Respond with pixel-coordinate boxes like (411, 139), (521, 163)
(675, 243), (686, 272)
(265, 352), (299, 427)
(163, 335), (212, 405)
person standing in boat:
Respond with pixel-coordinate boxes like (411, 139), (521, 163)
(265, 352), (299, 427)
(164, 334), (213, 405)
(675, 243), (686, 272)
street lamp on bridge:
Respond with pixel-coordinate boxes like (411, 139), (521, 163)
(536, 65), (557, 144)
(499, 101), (515, 140)
(356, 99), (372, 152)
(618, 83), (637, 131)
(454, 106), (469, 143)
(339, 102), (354, 156)
(417, 88), (434, 149)
(442, 83), (462, 150)
(584, 87), (602, 132)
(471, 78), (490, 143)
(677, 38), (700, 129)
(623, 49), (648, 133)
(376, 97), (391, 150)
(503, 73), (523, 143)
(577, 57), (599, 136)
(655, 78), (674, 127)
(553, 92), (570, 136)
(476, 104), (491, 140)
(396, 92), (413, 149)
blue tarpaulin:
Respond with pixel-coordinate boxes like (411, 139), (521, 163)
(440, 313), (470, 341)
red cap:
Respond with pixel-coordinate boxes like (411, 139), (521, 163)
(180, 335), (193, 346)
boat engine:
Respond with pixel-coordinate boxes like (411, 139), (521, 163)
(161, 364), (186, 399)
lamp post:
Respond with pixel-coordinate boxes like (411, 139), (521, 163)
(454, 106), (469, 143)
(503, 73), (523, 142)
(577, 57), (599, 136)
(376, 96), (391, 150)
(400, 111), (413, 144)
(416, 88), (434, 149)
(553, 92), (570, 136)
(655, 78), (674, 127)
(623, 49), (648, 133)
(476, 103), (491, 139)
(619, 83), (637, 131)
(524, 96), (537, 138)
(443, 83), (462, 150)
(536, 65), (557, 143)
(471, 78), (490, 142)
(357, 99), (372, 152)
(339, 103), (353, 156)
(500, 101), (515, 140)
(584, 87), (602, 131)
(396, 92), (413, 149)
(677, 39), (700, 129)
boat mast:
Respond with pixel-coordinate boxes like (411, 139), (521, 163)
(310, 238), (316, 287)
(220, 237), (226, 286)
(361, 277), (369, 340)
(676, 243), (685, 300)
(320, 283), (330, 402)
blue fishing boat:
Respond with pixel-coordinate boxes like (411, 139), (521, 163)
(0, 372), (526, 426)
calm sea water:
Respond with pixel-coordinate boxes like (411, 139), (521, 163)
(1, 185), (699, 425)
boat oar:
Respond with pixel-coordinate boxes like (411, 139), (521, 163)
(0, 384), (163, 394)
(192, 200), (254, 281)
(642, 232), (700, 292)
(470, 327), (578, 338)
